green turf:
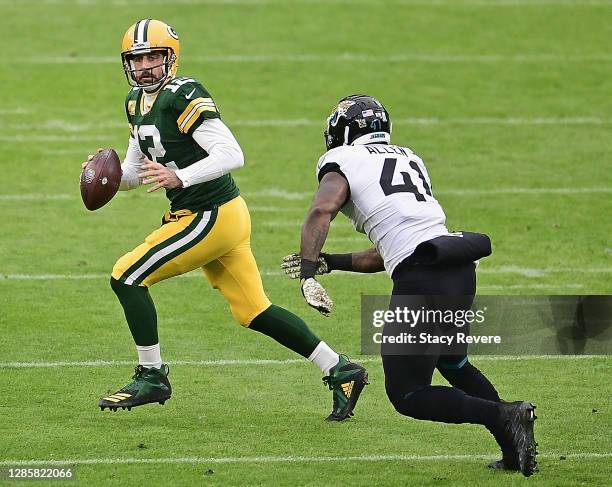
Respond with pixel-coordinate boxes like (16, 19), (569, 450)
(1, 0), (610, 485)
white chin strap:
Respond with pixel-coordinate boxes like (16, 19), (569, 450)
(351, 132), (391, 146)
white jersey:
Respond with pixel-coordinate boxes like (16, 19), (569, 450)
(316, 143), (449, 276)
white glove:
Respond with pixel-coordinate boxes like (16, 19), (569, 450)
(281, 253), (330, 279)
(301, 277), (334, 317)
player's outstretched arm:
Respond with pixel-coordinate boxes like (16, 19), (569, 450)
(298, 172), (349, 316)
(346, 247), (385, 273)
(300, 172), (349, 267)
(281, 247), (384, 278)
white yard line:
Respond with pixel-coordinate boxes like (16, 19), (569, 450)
(0, 355), (607, 369)
(6, 187), (609, 202)
(4, 0), (612, 5)
(1, 267), (610, 281)
(0, 452), (609, 467)
(244, 187), (612, 199)
(234, 117), (612, 126)
(0, 135), (102, 142)
(478, 283), (585, 290)
(262, 220), (353, 228)
(249, 206), (298, 212)
(4, 117), (612, 133)
(0, 108), (31, 114)
(0, 194), (74, 201)
(12, 52), (612, 64)
(478, 266), (612, 277)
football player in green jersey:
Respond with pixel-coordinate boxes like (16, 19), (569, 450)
(89, 19), (368, 420)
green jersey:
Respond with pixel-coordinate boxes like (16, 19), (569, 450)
(125, 76), (240, 212)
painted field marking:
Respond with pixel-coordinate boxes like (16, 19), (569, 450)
(1, 355), (607, 369)
(4, 117), (612, 134)
(4, 185), (609, 203)
(13, 51), (612, 64)
(0, 452), (610, 467)
(1, 267), (610, 281)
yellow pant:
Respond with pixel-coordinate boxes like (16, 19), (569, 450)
(111, 196), (271, 326)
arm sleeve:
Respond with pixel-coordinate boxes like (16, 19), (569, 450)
(174, 118), (244, 188)
(119, 136), (144, 191)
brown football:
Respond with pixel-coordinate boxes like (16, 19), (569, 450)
(80, 148), (122, 211)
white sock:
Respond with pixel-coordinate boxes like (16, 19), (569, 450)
(136, 343), (163, 369)
(308, 341), (340, 376)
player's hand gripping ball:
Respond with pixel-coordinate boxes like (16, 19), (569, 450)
(80, 148), (122, 210)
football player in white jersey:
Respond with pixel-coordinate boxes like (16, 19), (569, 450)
(282, 95), (538, 476)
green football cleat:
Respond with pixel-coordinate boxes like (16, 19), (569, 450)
(322, 355), (369, 421)
(99, 364), (172, 412)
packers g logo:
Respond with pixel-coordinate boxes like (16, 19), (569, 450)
(167, 25), (179, 39)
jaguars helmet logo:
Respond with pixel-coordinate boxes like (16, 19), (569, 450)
(328, 99), (356, 127)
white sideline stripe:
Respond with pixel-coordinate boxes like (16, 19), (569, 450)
(1, 355), (607, 369)
(13, 53), (612, 64)
(0, 452), (609, 467)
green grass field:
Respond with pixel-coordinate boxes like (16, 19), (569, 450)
(1, 0), (611, 485)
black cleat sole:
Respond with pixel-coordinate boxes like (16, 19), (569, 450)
(487, 459), (520, 471)
(99, 396), (171, 412)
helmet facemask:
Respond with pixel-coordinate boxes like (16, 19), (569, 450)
(122, 48), (176, 91)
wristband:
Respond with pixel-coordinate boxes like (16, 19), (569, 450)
(300, 258), (318, 280)
(321, 252), (353, 271)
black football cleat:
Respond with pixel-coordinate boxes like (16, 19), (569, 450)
(494, 401), (538, 476)
(322, 355), (369, 421)
(486, 409), (520, 471)
(99, 364), (171, 412)
(487, 458), (519, 471)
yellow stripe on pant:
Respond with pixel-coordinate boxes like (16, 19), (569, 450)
(111, 196), (271, 325)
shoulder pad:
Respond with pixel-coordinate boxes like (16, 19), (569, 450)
(163, 77), (210, 97)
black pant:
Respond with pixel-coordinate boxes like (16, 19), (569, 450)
(382, 261), (501, 426)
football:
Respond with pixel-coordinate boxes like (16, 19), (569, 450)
(80, 148), (122, 211)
